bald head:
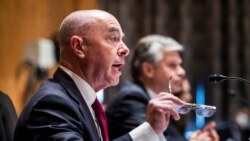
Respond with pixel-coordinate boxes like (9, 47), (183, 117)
(57, 10), (128, 90)
(58, 10), (117, 48)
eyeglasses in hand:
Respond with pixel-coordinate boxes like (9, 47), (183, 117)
(176, 103), (216, 117)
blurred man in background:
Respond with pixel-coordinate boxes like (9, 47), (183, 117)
(216, 96), (250, 141)
(106, 34), (219, 141)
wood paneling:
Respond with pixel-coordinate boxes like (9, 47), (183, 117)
(0, 0), (97, 115)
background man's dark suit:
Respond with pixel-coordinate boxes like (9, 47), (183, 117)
(106, 80), (186, 141)
(14, 68), (131, 141)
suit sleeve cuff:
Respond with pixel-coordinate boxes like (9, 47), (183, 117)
(129, 122), (166, 141)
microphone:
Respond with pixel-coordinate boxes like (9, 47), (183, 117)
(208, 74), (250, 84)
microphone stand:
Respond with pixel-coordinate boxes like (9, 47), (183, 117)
(209, 74), (250, 140)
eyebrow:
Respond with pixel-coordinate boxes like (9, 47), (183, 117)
(108, 27), (125, 37)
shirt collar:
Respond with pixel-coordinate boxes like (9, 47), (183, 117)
(59, 66), (96, 108)
(146, 87), (157, 99)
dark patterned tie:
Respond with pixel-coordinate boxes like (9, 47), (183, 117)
(92, 98), (109, 141)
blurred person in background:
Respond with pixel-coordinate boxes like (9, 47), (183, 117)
(106, 34), (219, 141)
(216, 95), (250, 141)
(0, 91), (17, 141)
(177, 79), (192, 103)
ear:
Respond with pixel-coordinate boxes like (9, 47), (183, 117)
(70, 36), (86, 58)
(141, 62), (155, 78)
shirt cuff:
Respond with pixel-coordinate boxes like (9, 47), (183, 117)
(129, 122), (166, 141)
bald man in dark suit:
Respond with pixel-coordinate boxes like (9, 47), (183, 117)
(14, 10), (185, 141)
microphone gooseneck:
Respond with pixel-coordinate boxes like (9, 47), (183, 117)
(208, 74), (250, 84)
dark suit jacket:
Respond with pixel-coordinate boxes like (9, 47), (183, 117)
(0, 91), (18, 141)
(14, 68), (131, 141)
(106, 80), (186, 141)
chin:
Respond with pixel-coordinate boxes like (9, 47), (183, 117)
(173, 87), (182, 93)
(109, 78), (120, 86)
(113, 79), (120, 86)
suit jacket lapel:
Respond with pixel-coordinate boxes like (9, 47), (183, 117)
(53, 68), (100, 140)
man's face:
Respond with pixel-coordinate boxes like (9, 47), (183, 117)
(151, 51), (186, 93)
(83, 14), (130, 90)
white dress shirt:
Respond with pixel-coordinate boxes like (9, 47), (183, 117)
(60, 66), (164, 141)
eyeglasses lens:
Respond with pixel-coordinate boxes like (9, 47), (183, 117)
(176, 105), (190, 114)
(196, 106), (215, 117)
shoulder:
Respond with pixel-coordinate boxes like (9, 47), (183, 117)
(118, 80), (149, 99)
(0, 91), (12, 105)
(21, 79), (80, 118)
(107, 81), (149, 107)
(30, 79), (69, 103)
(106, 81), (149, 113)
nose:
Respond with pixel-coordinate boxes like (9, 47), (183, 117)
(118, 43), (130, 57)
(178, 66), (186, 78)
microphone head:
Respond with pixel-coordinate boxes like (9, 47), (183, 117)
(208, 74), (226, 83)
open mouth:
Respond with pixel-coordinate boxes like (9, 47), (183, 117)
(112, 64), (124, 71)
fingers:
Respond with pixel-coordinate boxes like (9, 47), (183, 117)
(151, 92), (186, 120)
(196, 131), (211, 141)
(202, 121), (220, 141)
(189, 122), (220, 141)
(203, 121), (216, 130)
(146, 100), (171, 134)
(208, 129), (220, 141)
(148, 99), (180, 120)
(189, 130), (212, 141)
(157, 92), (186, 120)
(189, 130), (202, 139)
(146, 92), (186, 134)
(157, 101), (180, 120)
